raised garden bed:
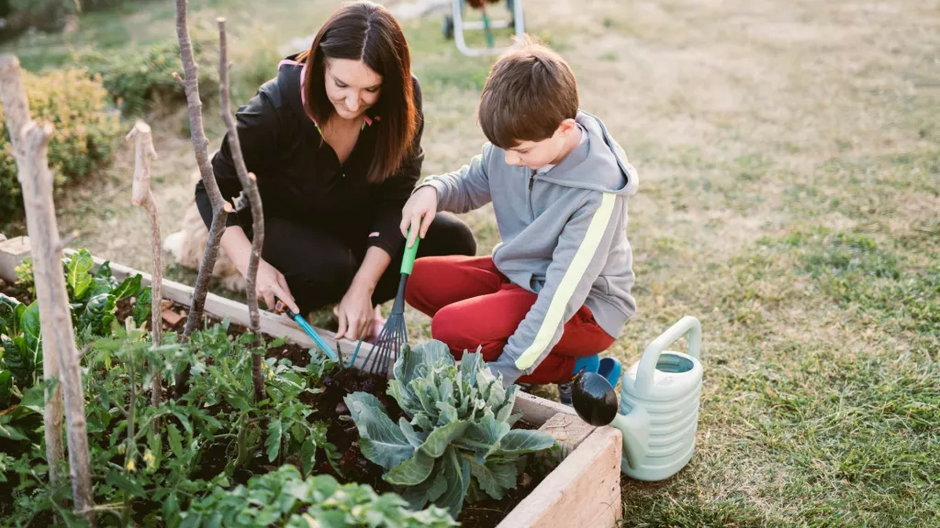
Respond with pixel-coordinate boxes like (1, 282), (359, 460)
(0, 235), (622, 527)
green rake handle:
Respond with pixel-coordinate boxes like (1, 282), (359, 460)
(346, 231), (421, 370)
(401, 228), (421, 275)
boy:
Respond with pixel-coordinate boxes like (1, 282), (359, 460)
(400, 39), (638, 392)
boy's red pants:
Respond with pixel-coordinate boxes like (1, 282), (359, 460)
(405, 255), (615, 384)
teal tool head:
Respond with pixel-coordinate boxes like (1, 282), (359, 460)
(276, 299), (339, 362)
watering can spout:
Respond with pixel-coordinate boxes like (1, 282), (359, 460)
(610, 406), (650, 471)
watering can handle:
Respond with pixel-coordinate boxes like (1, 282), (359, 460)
(634, 316), (702, 396)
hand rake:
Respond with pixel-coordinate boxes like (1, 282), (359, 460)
(355, 233), (420, 375)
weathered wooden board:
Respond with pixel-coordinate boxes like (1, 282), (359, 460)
(497, 425), (623, 528)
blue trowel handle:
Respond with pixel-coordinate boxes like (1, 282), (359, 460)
(276, 300), (339, 362)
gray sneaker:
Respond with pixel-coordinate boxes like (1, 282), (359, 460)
(557, 381), (573, 406)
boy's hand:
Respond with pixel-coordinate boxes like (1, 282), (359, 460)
(400, 186), (438, 248)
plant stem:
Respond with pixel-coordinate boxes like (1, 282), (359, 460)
(122, 353), (136, 526)
(218, 17), (266, 402)
(127, 121), (164, 411)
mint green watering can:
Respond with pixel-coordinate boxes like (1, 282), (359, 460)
(573, 316), (703, 481)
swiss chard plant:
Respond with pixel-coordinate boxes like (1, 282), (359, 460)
(344, 341), (556, 517)
(0, 294), (40, 401)
(0, 293), (45, 443)
(0, 250), (151, 444)
(62, 249), (151, 340)
(180, 465), (457, 528)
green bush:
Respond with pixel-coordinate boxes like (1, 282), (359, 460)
(0, 68), (121, 220)
(0, 0), (152, 40)
(75, 36), (219, 115)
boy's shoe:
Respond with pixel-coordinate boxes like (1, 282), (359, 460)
(597, 357), (623, 386)
(572, 354), (600, 377)
(558, 356), (621, 407)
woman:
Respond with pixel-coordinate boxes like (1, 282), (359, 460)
(195, 1), (476, 341)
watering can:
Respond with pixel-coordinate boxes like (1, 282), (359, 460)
(572, 316), (703, 481)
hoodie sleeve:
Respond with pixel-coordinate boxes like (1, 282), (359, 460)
(196, 89), (279, 230)
(418, 143), (493, 213)
(487, 190), (625, 386)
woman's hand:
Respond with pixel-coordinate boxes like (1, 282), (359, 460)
(220, 226), (299, 313)
(334, 285), (375, 341)
(256, 258), (298, 313)
(400, 185), (438, 248)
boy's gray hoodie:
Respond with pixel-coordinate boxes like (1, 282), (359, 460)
(420, 111), (638, 386)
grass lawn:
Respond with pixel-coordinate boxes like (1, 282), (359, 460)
(2, 0), (938, 525)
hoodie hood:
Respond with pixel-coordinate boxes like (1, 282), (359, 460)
(536, 111), (639, 196)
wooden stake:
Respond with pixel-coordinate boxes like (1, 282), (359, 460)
(0, 54), (65, 499)
(126, 121), (164, 408)
(175, 0), (230, 341)
(218, 17), (266, 401)
(0, 55), (95, 524)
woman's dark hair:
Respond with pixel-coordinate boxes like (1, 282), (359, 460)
(297, 1), (417, 183)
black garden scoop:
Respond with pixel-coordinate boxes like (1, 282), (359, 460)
(571, 369), (618, 426)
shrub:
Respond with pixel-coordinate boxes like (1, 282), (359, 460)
(0, 0), (151, 40)
(74, 36), (219, 116)
(0, 68), (121, 220)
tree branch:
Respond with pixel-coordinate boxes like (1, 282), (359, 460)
(0, 53), (65, 500)
(218, 17), (266, 401)
(7, 93), (95, 524)
(175, 0), (229, 341)
(126, 120), (164, 408)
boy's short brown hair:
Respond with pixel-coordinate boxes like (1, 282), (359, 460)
(478, 37), (579, 149)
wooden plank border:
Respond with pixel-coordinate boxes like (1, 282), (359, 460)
(497, 425), (623, 528)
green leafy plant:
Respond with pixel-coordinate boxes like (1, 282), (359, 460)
(0, 292), (46, 444)
(62, 249), (150, 340)
(0, 293), (40, 391)
(345, 341), (555, 516)
(0, 249), (148, 445)
(180, 464), (457, 528)
(0, 68), (121, 220)
(174, 322), (340, 477)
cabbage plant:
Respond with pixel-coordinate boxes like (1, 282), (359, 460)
(344, 341), (555, 516)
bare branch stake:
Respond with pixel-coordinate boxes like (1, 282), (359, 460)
(218, 17), (266, 401)
(0, 55), (95, 524)
(175, 0), (229, 343)
(126, 120), (164, 408)
(0, 53), (65, 501)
